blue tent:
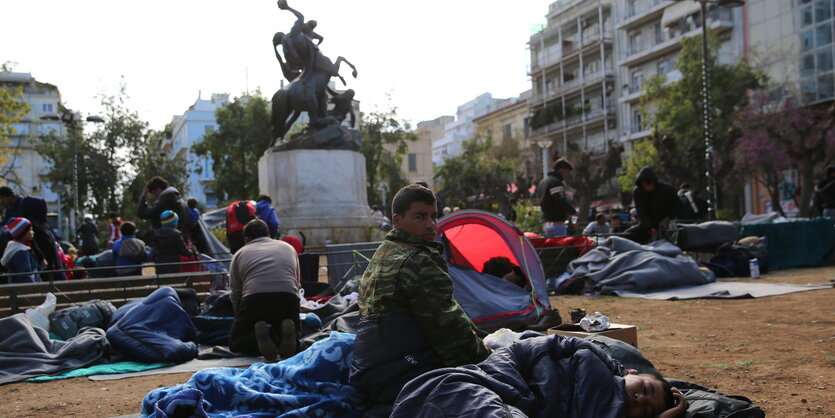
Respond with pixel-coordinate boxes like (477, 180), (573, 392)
(437, 210), (550, 331)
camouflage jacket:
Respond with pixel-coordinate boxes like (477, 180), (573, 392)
(359, 228), (490, 367)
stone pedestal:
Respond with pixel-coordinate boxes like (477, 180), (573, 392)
(258, 149), (378, 246)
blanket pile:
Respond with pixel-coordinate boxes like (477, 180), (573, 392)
(141, 332), (363, 417)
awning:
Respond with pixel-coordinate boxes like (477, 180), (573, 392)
(590, 199), (623, 210)
(661, 1), (702, 28)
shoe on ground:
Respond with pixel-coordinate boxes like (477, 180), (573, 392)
(254, 321), (278, 362)
(278, 319), (297, 359)
(526, 308), (563, 331)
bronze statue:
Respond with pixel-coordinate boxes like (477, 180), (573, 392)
(271, 0), (359, 150)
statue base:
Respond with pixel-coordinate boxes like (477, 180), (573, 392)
(272, 125), (361, 152)
(258, 148), (378, 246)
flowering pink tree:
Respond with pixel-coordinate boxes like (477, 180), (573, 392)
(733, 93), (835, 217)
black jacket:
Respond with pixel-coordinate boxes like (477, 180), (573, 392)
(632, 167), (680, 227)
(152, 226), (192, 274)
(816, 177), (835, 210)
(350, 313), (444, 416)
(78, 221), (99, 255)
(138, 187), (187, 230)
(538, 171), (576, 222)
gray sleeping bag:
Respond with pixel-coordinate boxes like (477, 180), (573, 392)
(568, 237), (715, 294)
(0, 314), (110, 385)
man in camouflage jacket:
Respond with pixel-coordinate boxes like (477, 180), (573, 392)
(350, 184), (489, 416)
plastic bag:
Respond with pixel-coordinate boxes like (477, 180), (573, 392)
(579, 311), (610, 332)
(483, 328), (523, 350)
(25, 292), (56, 330)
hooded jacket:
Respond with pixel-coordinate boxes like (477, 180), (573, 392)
(1, 241), (42, 283)
(255, 199), (280, 238)
(152, 226), (192, 274)
(632, 167), (680, 227)
(138, 187), (187, 230)
(538, 171), (576, 222)
(390, 334), (627, 418)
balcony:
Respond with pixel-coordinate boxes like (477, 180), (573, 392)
(531, 107), (616, 137)
(619, 16), (731, 68)
(618, 0), (669, 30)
(530, 69), (615, 107)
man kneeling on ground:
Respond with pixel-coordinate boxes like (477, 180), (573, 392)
(229, 219), (300, 361)
(350, 184), (490, 416)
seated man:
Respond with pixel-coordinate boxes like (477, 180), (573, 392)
(350, 184), (490, 416)
(583, 212), (613, 235)
(229, 219), (300, 361)
(482, 256), (527, 288)
(391, 334), (687, 418)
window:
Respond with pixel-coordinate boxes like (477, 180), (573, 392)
(657, 58), (674, 76)
(816, 23), (832, 46)
(629, 31), (642, 55)
(816, 0), (831, 22)
(632, 110), (643, 133)
(802, 53), (816, 77)
(41, 103), (53, 113)
(801, 30), (815, 51)
(408, 153), (417, 172)
(503, 123), (512, 142)
(819, 49), (834, 71)
(802, 6), (814, 27)
(818, 72), (834, 99)
(654, 22), (664, 44)
(631, 71), (644, 93)
(802, 78), (817, 102)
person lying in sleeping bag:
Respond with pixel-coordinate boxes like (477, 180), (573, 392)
(390, 333), (687, 418)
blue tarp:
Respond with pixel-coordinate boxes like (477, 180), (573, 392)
(740, 218), (835, 270)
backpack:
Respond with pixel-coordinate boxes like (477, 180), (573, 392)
(226, 201), (255, 254)
(48, 299), (117, 340)
(118, 237), (147, 261)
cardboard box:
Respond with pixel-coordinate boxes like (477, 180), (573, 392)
(547, 323), (638, 347)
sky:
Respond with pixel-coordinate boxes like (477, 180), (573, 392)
(2, 0), (553, 130)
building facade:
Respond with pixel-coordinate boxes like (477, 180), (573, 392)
(472, 91), (537, 180)
(0, 71), (65, 228)
(161, 93), (229, 208)
(615, 0), (744, 147)
(431, 93), (513, 167)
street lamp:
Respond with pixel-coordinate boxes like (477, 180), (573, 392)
(673, 0), (744, 220)
(40, 111), (104, 235)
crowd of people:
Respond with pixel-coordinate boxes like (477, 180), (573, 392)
(0, 176), (287, 284)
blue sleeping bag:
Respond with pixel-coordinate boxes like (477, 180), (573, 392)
(107, 286), (198, 363)
(391, 334), (627, 418)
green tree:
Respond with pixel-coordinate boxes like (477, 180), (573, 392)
(435, 136), (516, 209)
(570, 143), (623, 221)
(618, 139), (660, 191)
(34, 86), (149, 217)
(359, 105), (416, 211)
(193, 92), (272, 203)
(639, 33), (765, 198)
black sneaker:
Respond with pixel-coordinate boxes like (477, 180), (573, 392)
(254, 321), (278, 362)
(526, 308), (563, 331)
(278, 319), (297, 359)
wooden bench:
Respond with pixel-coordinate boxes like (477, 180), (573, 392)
(0, 271), (216, 317)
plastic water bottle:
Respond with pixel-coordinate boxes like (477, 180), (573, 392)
(749, 258), (761, 279)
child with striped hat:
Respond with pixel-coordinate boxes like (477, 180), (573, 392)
(1, 217), (42, 283)
(151, 210), (194, 275)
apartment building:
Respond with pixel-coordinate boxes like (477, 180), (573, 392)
(615, 0), (744, 146)
(528, 0), (619, 177)
(472, 90), (537, 179)
(0, 71), (65, 225)
(431, 93), (512, 167)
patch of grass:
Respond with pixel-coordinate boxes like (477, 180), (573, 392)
(736, 360), (754, 368)
(709, 363), (728, 369)
(800, 356), (812, 363)
(825, 354), (835, 366)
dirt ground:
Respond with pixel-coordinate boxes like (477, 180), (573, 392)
(0, 267), (833, 417)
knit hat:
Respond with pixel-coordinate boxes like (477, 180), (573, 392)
(160, 210), (179, 227)
(7, 217), (31, 239)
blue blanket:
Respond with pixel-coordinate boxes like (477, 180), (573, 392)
(141, 332), (364, 417)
